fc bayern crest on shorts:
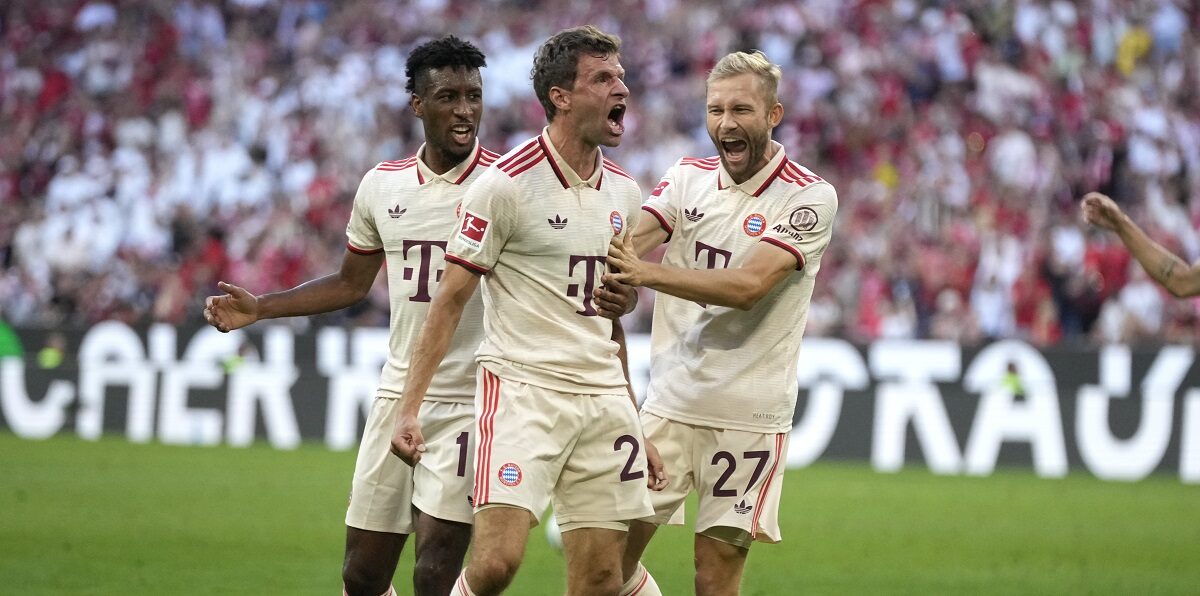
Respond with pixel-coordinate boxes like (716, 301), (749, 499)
(743, 213), (766, 236)
(498, 462), (523, 487)
(610, 211), (624, 234)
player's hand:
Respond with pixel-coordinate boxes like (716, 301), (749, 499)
(595, 278), (638, 320)
(389, 412), (427, 466)
(605, 232), (647, 287)
(644, 438), (669, 491)
(203, 281), (259, 333)
(1080, 191), (1126, 232)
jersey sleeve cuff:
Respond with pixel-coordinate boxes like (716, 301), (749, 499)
(641, 205), (673, 239)
(445, 254), (490, 275)
(346, 242), (383, 255)
(761, 237), (805, 271)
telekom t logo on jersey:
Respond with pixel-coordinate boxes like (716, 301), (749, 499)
(693, 242), (732, 308)
(402, 240), (447, 303)
(566, 255), (607, 316)
(695, 241), (732, 269)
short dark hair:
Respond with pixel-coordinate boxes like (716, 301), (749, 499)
(530, 26), (621, 121)
(405, 35), (487, 95)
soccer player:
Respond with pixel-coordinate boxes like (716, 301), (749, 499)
(604, 51), (839, 595)
(202, 36), (494, 596)
(390, 26), (666, 596)
(1081, 191), (1200, 297)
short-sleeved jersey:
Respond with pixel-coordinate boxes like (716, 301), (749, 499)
(639, 141), (838, 432)
(445, 129), (642, 394)
(345, 141), (499, 402)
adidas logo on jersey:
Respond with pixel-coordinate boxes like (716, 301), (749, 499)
(734, 499), (753, 514)
(548, 214), (568, 229)
(685, 207), (705, 222)
(388, 205), (407, 219)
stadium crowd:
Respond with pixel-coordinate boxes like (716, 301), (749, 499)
(1, 0), (1197, 346)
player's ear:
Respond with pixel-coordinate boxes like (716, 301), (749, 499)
(549, 85), (571, 114)
(768, 102), (784, 128)
(410, 93), (424, 118)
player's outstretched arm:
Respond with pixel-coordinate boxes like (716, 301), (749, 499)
(390, 262), (481, 466)
(1081, 191), (1200, 298)
(605, 233), (796, 310)
(203, 250), (383, 332)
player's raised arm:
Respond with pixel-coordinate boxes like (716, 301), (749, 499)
(606, 231), (797, 310)
(203, 249), (382, 332)
(390, 262), (480, 465)
(1081, 191), (1200, 298)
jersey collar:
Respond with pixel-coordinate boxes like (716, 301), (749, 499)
(415, 140), (484, 186)
(717, 140), (787, 197)
(539, 127), (604, 190)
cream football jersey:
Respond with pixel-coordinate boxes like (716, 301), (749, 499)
(640, 141), (838, 433)
(345, 141), (498, 402)
(445, 129), (642, 394)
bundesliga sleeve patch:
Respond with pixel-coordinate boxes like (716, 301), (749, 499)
(650, 179), (670, 197)
(457, 211), (490, 249)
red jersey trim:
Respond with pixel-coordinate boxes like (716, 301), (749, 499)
(376, 156), (416, 171)
(760, 236), (805, 270)
(641, 205), (673, 235)
(445, 254), (489, 275)
(496, 140), (540, 170)
(537, 136), (571, 189)
(451, 144), (486, 185)
(508, 153), (545, 178)
(602, 158), (634, 180)
(751, 158), (789, 197)
(346, 243), (383, 256)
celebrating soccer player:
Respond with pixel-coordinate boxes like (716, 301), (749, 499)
(390, 26), (666, 596)
(203, 36), (494, 596)
(605, 51), (839, 595)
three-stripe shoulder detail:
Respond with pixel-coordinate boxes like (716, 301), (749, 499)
(376, 156), (416, 171)
(778, 161), (824, 188)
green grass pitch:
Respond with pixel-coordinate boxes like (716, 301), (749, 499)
(2, 433), (1198, 595)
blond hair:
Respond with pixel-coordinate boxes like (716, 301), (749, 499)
(706, 51), (782, 105)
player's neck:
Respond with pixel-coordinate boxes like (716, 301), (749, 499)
(547, 120), (599, 181)
(421, 143), (468, 176)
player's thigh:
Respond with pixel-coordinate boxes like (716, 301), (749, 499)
(694, 429), (789, 546)
(472, 368), (571, 517)
(553, 392), (654, 526)
(412, 400), (475, 524)
(467, 504), (536, 569)
(347, 396), (416, 534)
(639, 412), (695, 525)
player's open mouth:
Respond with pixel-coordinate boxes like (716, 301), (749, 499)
(721, 137), (748, 164)
(450, 124), (473, 145)
(607, 104), (626, 136)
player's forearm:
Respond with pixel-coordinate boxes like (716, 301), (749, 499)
(640, 262), (767, 310)
(255, 273), (371, 320)
(1112, 215), (1198, 297)
(611, 320), (637, 410)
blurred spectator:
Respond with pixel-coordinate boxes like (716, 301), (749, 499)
(1, 0), (1197, 347)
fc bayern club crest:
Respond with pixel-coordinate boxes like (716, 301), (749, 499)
(498, 462), (523, 487)
(743, 213), (767, 236)
(610, 211), (624, 234)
